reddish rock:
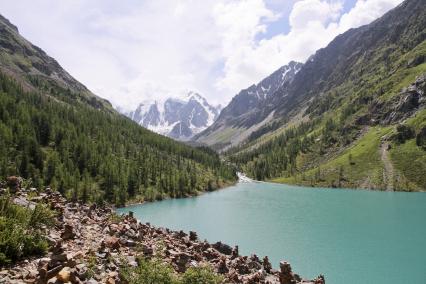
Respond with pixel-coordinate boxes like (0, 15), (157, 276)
(212, 241), (233, 255)
(263, 256), (272, 273)
(56, 267), (71, 282)
(232, 245), (239, 258)
(279, 261), (295, 284)
(61, 223), (75, 240)
(105, 236), (120, 250)
(217, 257), (229, 274)
(142, 244), (154, 256)
(189, 231), (198, 241)
(173, 252), (192, 272)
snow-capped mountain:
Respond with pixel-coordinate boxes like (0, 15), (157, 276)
(193, 61), (303, 150)
(121, 92), (221, 140)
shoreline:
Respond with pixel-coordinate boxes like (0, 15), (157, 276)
(269, 179), (426, 192)
(0, 186), (325, 284)
(120, 179), (239, 208)
(121, 174), (426, 211)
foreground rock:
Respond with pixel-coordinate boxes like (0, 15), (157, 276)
(0, 186), (324, 284)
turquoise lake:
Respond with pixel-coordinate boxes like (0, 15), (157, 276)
(117, 182), (426, 284)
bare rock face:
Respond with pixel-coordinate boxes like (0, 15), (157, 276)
(379, 74), (425, 125)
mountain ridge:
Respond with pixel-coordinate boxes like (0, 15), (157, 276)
(0, 14), (112, 111)
(121, 92), (221, 140)
(224, 0), (426, 191)
(193, 61), (302, 150)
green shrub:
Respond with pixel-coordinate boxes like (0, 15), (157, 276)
(0, 196), (54, 266)
(416, 126), (426, 149)
(181, 265), (224, 284)
(120, 257), (223, 284)
(120, 257), (179, 284)
(392, 124), (416, 144)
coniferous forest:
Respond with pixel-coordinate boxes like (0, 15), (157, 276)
(0, 73), (236, 205)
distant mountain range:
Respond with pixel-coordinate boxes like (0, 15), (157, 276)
(120, 92), (221, 140)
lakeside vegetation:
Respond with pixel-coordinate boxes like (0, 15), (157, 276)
(121, 257), (223, 284)
(0, 195), (55, 265)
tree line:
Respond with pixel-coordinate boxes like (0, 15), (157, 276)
(0, 73), (236, 205)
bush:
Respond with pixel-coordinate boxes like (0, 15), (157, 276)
(393, 124), (416, 143)
(416, 127), (426, 149)
(121, 257), (224, 284)
(0, 196), (54, 266)
(181, 265), (224, 284)
(120, 257), (179, 284)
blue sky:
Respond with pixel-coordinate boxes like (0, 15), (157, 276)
(1, 0), (401, 110)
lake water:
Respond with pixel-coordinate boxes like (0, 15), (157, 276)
(117, 182), (426, 284)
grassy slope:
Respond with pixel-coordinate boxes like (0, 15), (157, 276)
(274, 108), (426, 191)
(235, 39), (426, 190)
(390, 109), (426, 191)
(274, 127), (391, 189)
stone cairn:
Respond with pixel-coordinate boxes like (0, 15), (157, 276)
(0, 178), (325, 284)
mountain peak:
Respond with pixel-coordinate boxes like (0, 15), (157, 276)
(0, 14), (19, 33)
(120, 92), (221, 141)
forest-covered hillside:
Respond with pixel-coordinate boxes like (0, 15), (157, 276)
(226, 0), (426, 191)
(0, 15), (236, 205)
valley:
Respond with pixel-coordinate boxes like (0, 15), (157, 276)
(209, 0), (426, 191)
(0, 0), (425, 283)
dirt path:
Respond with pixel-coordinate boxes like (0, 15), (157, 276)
(381, 141), (394, 191)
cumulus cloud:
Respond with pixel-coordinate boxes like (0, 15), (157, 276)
(289, 0), (342, 29)
(0, 0), (403, 110)
(338, 0), (403, 31)
(215, 0), (403, 94)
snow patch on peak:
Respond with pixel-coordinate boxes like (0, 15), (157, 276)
(119, 92), (221, 141)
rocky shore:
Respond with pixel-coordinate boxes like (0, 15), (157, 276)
(0, 182), (324, 284)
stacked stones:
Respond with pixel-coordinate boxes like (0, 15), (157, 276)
(0, 181), (324, 284)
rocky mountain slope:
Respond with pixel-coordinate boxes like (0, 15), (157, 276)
(225, 0), (426, 191)
(0, 181), (324, 284)
(193, 61), (302, 150)
(0, 13), (236, 206)
(121, 92), (221, 141)
(0, 14), (111, 111)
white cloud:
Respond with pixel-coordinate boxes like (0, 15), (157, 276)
(215, 0), (403, 94)
(289, 0), (342, 29)
(213, 0), (279, 91)
(0, 0), (403, 111)
(338, 0), (403, 31)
